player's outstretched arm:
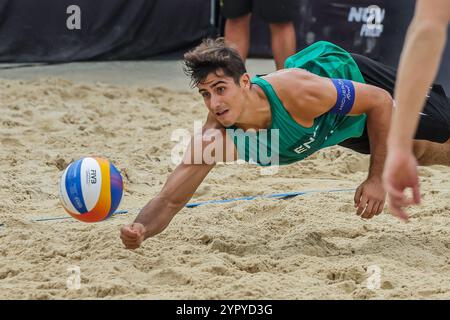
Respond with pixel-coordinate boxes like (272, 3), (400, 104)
(120, 115), (235, 249)
(120, 162), (215, 249)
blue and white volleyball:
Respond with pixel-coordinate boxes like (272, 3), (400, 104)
(59, 157), (123, 222)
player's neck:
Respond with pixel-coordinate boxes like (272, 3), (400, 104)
(235, 84), (272, 130)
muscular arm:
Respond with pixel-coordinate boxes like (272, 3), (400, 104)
(389, 0), (450, 150)
(297, 74), (393, 218)
(271, 69), (393, 179)
(349, 83), (393, 180)
(266, 69), (394, 218)
(132, 114), (236, 241)
(306, 77), (393, 180)
(134, 162), (215, 240)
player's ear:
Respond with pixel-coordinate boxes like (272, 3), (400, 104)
(239, 73), (251, 89)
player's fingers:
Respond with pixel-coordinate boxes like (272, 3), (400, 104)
(356, 195), (368, 216)
(120, 233), (137, 242)
(369, 200), (382, 219)
(122, 225), (137, 234)
(354, 186), (363, 207)
(122, 238), (140, 247)
(362, 200), (376, 219)
(388, 204), (409, 222)
(375, 201), (384, 215)
(130, 223), (143, 231)
(120, 226), (138, 239)
(384, 181), (408, 199)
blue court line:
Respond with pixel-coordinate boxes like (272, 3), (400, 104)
(185, 188), (355, 208)
(1, 188), (355, 225)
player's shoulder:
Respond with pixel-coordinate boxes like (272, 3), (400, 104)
(263, 67), (313, 83)
(262, 68), (318, 101)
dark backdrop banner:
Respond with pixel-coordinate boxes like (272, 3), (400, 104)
(0, 0), (214, 62)
(1, 0), (449, 89)
(248, 0), (450, 89)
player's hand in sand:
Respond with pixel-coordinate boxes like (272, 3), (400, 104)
(383, 148), (421, 222)
(120, 223), (146, 249)
(354, 177), (386, 219)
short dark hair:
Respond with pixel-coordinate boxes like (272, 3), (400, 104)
(183, 37), (247, 88)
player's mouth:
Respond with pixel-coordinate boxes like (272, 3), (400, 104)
(215, 109), (229, 117)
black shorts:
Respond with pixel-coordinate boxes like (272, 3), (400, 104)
(338, 53), (450, 154)
(221, 0), (298, 23)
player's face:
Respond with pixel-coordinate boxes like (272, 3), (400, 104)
(198, 71), (249, 127)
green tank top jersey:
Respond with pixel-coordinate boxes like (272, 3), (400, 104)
(227, 41), (367, 166)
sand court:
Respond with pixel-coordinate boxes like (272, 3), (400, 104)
(0, 61), (449, 299)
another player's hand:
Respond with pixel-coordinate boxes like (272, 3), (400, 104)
(382, 149), (421, 222)
(354, 177), (386, 219)
(120, 223), (146, 250)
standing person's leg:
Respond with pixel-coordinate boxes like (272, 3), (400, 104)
(256, 0), (298, 70)
(221, 0), (252, 61)
(224, 14), (252, 61)
(269, 22), (297, 70)
(412, 140), (450, 166)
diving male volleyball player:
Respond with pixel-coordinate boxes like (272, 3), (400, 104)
(121, 38), (450, 249)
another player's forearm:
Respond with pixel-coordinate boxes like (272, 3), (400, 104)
(367, 94), (393, 180)
(390, 18), (448, 149)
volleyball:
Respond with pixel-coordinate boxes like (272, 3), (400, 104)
(59, 157), (124, 223)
